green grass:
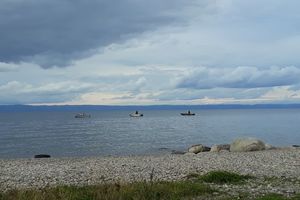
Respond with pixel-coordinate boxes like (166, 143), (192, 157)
(255, 193), (300, 200)
(255, 194), (288, 200)
(196, 171), (253, 184)
(0, 181), (214, 200)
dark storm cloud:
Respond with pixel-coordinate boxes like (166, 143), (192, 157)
(0, 0), (194, 68)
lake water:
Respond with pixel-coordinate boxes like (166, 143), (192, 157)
(0, 109), (299, 158)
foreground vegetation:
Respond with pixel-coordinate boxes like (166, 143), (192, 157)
(256, 194), (300, 200)
(189, 170), (253, 184)
(0, 171), (299, 200)
(0, 181), (213, 200)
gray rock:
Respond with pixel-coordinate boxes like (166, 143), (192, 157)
(230, 138), (266, 152)
(265, 143), (276, 150)
(210, 144), (230, 152)
(188, 144), (211, 154)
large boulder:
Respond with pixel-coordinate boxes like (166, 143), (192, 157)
(230, 138), (266, 152)
(188, 144), (211, 154)
(210, 144), (230, 152)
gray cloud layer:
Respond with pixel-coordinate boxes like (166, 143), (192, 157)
(177, 66), (300, 89)
(0, 0), (194, 67)
(2, 0), (300, 105)
(0, 80), (95, 104)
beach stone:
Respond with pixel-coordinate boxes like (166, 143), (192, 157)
(230, 138), (266, 152)
(188, 144), (211, 154)
(210, 144), (230, 152)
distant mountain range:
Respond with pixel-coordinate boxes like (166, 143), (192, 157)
(1, 104), (300, 112)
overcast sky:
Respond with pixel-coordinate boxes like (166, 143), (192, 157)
(1, 0), (300, 105)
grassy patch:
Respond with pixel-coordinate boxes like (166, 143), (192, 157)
(255, 194), (287, 200)
(198, 171), (253, 184)
(0, 181), (214, 200)
(291, 194), (300, 200)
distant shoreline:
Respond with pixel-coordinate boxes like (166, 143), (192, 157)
(1, 104), (300, 112)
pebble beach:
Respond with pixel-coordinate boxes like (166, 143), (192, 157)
(0, 148), (300, 192)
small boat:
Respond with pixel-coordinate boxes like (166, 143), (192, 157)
(75, 113), (91, 118)
(180, 110), (195, 116)
(130, 111), (143, 117)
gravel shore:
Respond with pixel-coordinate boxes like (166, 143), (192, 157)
(0, 148), (300, 192)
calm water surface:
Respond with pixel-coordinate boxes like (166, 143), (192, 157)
(0, 109), (299, 158)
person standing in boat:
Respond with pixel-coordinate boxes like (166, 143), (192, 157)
(135, 110), (138, 114)
(188, 110), (191, 114)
